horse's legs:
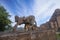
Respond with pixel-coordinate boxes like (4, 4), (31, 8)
(24, 24), (30, 31)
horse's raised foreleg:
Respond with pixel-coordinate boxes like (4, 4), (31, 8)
(13, 24), (18, 32)
(24, 24), (30, 31)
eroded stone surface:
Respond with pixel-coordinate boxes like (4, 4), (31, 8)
(0, 30), (56, 40)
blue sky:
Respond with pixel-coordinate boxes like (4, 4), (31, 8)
(0, 0), (60, 27)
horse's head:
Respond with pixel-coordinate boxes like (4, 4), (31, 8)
(15, 16), (19, 22)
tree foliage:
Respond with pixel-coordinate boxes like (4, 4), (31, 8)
(0, 5), (12, 31)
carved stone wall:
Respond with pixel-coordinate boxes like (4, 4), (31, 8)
(0, 30), (56, 40)
(57, 16), (60, 27)
(40, 9), (60, 31)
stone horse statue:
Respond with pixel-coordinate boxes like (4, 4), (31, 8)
(13, 15), (37, 31)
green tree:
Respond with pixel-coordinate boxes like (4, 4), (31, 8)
(0, 5), (12, 31)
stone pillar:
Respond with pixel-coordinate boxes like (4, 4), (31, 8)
(54, 21), (58, 31)
(57, 16), (60, 28)
(50, 22), (55, 29)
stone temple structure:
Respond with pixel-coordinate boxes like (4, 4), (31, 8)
(0, 9), (60, 40)
(40, 9), (60, 32)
